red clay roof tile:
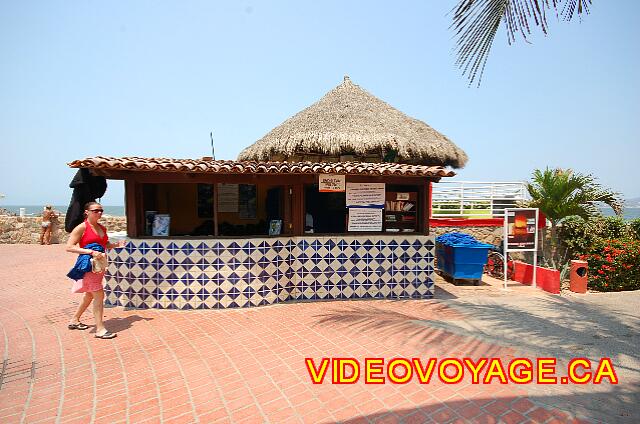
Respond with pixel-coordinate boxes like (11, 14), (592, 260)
(68, 156), (455, 178)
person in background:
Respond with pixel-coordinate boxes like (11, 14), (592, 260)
(39, 205), (58, 245)
(66, 201), (125, 339)
(305, 212), (314, 233)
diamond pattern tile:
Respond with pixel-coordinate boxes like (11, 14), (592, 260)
(104, 236), (435, 309)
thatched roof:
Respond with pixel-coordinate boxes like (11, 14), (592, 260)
(238, 76), (468, 168)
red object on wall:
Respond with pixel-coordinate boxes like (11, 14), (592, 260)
(512, 261), (560, 294)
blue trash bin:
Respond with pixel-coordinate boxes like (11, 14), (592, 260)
(436, 242), (492, 285)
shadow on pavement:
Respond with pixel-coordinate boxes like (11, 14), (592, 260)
(312, 293), (640, 422)
(434, 284), (459, 300)
(314, 295), (639, 373)
(313, 302), (468, 355)
(338, 387), (640, 424)
(103, 315), (153, 332)
(437, 296), (640, 373)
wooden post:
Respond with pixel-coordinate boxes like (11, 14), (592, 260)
(124, 179), (140, 237)
(213, 183), (219, 237)
(292, 184), (304, 235)
(425, 180), (432, 235)
(283, 185), (292, 235)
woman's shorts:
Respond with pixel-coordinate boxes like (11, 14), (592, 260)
(71, 272), (105, 293)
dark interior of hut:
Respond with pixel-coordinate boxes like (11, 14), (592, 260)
(141, 183), (284, 237)
(304, 185), (346, 234)
(138, 181), (422, 237)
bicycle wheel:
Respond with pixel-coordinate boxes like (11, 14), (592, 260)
(484, 251), (505, 278)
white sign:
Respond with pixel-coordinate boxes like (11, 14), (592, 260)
(319, 174), (345, 192)
(348, 208), (382, 232)
(502, 208), (540, 290)
(217, 184), (239, 213)
(346, 183), (385, 208)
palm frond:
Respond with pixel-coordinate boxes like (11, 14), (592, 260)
(527, 167), (622, 224)
(451, 0), (592, 86)
(560, 0), (591, 21)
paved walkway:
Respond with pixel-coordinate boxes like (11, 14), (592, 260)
(0, 245), (638, 423)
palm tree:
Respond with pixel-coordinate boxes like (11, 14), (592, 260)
(526, 167), (622, 268)
(451, 0), (592, 85)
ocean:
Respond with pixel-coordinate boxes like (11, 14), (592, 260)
(600, 207), (640, 220)
(1, 205), (126, 217)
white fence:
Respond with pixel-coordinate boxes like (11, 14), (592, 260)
(431, 181), (529, 218)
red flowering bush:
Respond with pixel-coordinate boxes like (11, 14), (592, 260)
(580, 239), (640, 291)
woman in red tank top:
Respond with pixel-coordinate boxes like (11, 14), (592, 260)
(79, 216), (108, 249)
(66, 201), (126, 339)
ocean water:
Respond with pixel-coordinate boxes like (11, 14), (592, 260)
(1, 205), (126, 217)
(600, 207), (640, 221)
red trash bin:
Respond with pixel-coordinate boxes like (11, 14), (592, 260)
(569, 260), (588, 293)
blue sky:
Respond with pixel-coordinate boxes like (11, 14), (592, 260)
(1, 1), (638, 206)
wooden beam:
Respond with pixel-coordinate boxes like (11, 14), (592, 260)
(283, 185), (292, 235)
(345, 175), (427, 185)
(213, 184), (219, 237)
(85, 170), (435, 186)
(105, 172), (316, 185)
(425, 180), (432, 236)
(90, 169), (127, 180)
(124, 179), (140, 237)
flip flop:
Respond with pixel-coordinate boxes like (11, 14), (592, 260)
(94, 331), (117, 339)
(68, 323), (89, 330)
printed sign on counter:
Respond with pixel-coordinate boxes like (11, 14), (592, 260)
(319, 174), (345, 192)
(346, 183), (385, 208)
(348, 208), (383, 232)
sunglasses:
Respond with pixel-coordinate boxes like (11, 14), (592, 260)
(88, 209), (104, 214)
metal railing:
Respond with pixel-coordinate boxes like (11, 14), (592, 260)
(431, 181), (529, 218)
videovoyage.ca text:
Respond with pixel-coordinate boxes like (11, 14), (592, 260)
(305, 357), (618, 385)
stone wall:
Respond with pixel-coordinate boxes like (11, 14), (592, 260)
(0, 215), (127, 244)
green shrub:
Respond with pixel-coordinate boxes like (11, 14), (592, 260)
(436, 203), (461, 210)
(629, 218), (640, 240)
(580, 239), (640, 292)
(592, 216), (627, 239)
(558, 216), (594, 257)
(559, 215), (632, 259)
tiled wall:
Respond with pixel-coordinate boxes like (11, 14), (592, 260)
(105, 235), (435, 309)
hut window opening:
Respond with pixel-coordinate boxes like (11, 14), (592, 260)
(304, 184), (346, 234)
(218, 184), (284, 237)
(384, 185), (419, 233)
(140, 183), (286, 237)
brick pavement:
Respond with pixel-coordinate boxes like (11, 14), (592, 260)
(0, 244), (637, 423)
